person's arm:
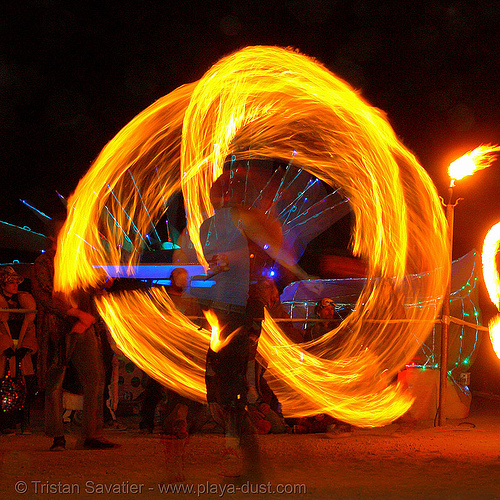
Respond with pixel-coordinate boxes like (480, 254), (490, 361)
(32, 254), (69, 317)
(0, 295), (14, 356)
(17, 292), (38, 355)
(66, 307), (96, 327)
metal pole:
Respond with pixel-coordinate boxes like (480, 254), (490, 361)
(438, 186), (454, 426)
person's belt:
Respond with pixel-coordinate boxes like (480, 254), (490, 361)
(198, 299), (246, 315)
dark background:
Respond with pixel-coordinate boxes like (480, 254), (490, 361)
(2, 2), (500, 385)
(2, 2), (500, 255)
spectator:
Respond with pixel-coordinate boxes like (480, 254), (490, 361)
(0, 266), (38, 435)
(31, 219), (118, 451)
(304, 298), (341, 342)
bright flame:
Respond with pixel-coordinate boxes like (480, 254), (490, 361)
(482, 221), (500, 359)
(483, 221), (500, 309)
(258, 311), (413, 427)
(448, 145), (500, 186)
(55, 46), (450, 426)
(96, 287), (211, 402)
(204, 309), (239, 353)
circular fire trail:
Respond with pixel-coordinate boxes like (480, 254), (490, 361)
(54, 46), (449, 427)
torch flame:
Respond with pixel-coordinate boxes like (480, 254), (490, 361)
(448, 145), (500, 187)
(482, 221), (500, 310)
(482, 221), (500, 359)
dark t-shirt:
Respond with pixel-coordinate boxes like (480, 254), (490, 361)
(1, 292), (23, 340)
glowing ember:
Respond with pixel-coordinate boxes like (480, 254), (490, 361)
(55, 46), (450, 426)
(482, 221), (500, 359)
(448, 145), (500, 187)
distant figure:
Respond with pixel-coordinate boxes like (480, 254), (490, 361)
(31, 219), (118, 451)
(0, 266), (38, 435)
(304, 298), (341, 342)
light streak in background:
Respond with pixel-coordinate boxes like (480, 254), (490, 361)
(448, 145), (500, 187)
(55, 46), (449, 426)
(20, 199), (52, 223)
(482, 221), (500, 359)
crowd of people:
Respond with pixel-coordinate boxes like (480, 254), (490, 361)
(0, 226), (355, 472)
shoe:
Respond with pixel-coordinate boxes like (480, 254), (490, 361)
(83, 437), (120, 449)
(219, 448), (243, 477)
(50, 436), (66, 451)
(326, 423), (353, 437)
(104, 420), (128, 431)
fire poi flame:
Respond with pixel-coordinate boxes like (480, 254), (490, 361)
(205, 309), (239, 353)
(482, 220), (500, 359)
(54, 46), (450, 427)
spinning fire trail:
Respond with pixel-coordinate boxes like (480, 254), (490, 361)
(54, 46), (449, 427)
(480, 146), (500, 361)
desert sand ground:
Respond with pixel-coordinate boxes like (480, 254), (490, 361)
(1, 392), (500, 500)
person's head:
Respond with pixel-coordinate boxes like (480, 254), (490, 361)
(314, 297), (336, 320)
(254, 276), (280, 308)
(170, 268), (189, 290)
(0, 266), (24, 296)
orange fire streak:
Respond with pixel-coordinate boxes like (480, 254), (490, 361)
(96, 287), (210, 403)
(54, 46), (449, 426)
(448, 145), (500, 187)
(482, 221), (500, 359)
(258, 311), (413, 427)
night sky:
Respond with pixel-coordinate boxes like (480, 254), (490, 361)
(2, 1), (500, 262)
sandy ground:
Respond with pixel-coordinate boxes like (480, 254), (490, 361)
(1, 393), (500, 500)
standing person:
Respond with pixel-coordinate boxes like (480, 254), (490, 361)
(31, 220), (118, 451)
(0, 266), (38, 435)
(245, 276), (302, 419)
